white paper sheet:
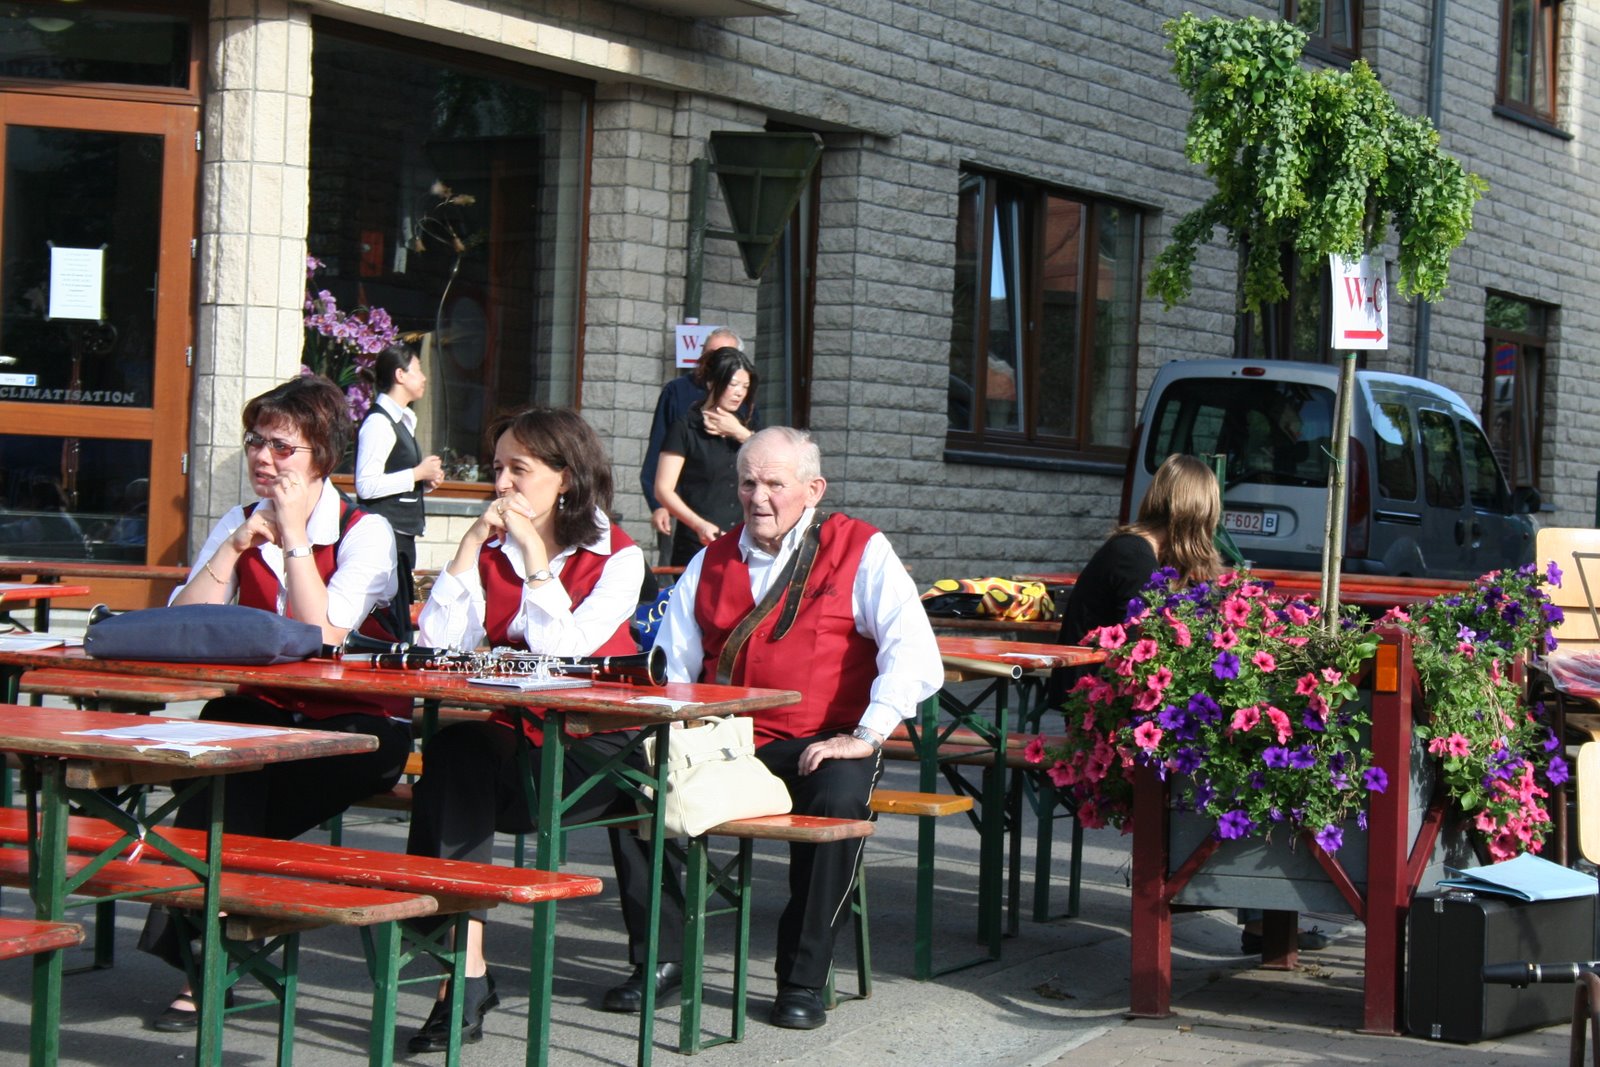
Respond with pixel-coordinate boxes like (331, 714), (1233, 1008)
(66, 722), (286, 744)
(626, 696), (702, 712)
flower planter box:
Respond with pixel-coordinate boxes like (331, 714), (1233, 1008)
(1167, 726), (1475, 913)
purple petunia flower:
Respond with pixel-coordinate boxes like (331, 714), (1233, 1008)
(1548, 756), (1570, 786)
(1315, 824), (1344, 852)
(1248, 771), (1267, 790)
(1188, 692), (1222, 724)
(1171, 747), (1203, 775)
(1544, 730), (1562, 753)
(1263, 746), (1290, 769)
(1356, 810), (1368, 831)
(1213, 650), (1241, 680)
(1329, 752), (1349, 775)
(1302, 709), (1326, 733)
(1544, 603), (1566, 626)
(1217, 809), (1255, 840)
(1157, 705), (1187, 732)
(1362, 767), (1388, 793)
(1549, 561), (1564, 587)
(1289, 745), (1317, 770)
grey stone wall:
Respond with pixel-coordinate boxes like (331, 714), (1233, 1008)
(195, 0), (1600, 580)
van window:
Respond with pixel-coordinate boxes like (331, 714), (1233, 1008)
(1419, 409), (1464, 508)
(1461, 419), (1511, 512)
(1372, 400), (1417, 501)
(1146, 377), (1335, 489)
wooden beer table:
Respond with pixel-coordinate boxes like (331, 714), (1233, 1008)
(911, 637), (1105, 972)
(0, 582), (93, 634)
(0, 648), (798, 1067)
(0, 702), (380, 1067)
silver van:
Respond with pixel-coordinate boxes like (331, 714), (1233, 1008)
(1124, 359), (1540, 579)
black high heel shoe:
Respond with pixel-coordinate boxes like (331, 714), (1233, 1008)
(406, 971), (499, 1054)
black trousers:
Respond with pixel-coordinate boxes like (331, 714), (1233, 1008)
(392, 533), (417, 642)
(139, 694), (413, 968)
(406, 720), (685, 963)
(612, 730), (882, 989)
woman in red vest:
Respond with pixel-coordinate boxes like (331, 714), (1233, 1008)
(402, 407), (665, 1054)
(141, 375), (412, 1030)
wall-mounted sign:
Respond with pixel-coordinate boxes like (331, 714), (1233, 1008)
(47, 245), (106, 321)
(674, 321), (718, 369)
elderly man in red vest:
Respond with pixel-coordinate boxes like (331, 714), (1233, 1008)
(649, 425), (942, 1029)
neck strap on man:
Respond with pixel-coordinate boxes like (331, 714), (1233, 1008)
(714, 511), (829, 685)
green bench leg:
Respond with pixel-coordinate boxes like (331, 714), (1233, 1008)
(1027, 772), (1084, 922)
(678, 836), (754, 1054)
(824, 856), (872, 1008)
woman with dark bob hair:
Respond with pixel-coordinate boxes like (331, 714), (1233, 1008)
(654, 345), (757, 566)
(141, 375), (411, 1029)
(401, 407), (665, 1054)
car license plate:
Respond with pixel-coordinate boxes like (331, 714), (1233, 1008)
(1223, 509), (1278, 536)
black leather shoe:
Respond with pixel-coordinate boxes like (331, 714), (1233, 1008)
(768, 984), (826, 1030)
(406, 971), (499, 1055)
(600, 962), (683, 1013)
(149, 989), (235, 1033)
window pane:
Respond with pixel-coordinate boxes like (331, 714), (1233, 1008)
(1035, 195), (1081, 439)
(1087, 203), (1138, 448)
(308, 28), (587, 481)
(985, 201), (1023, 432)
(1419, 409), (1464, 508)
(1147, 378), (1334, 488)
(1, 127), (162, 410)
(0, 5), (190, 88)
(1461, 419), (1510, 512)
(1372, 401), (1417, 501)
(0, 434), (150, 562)
(755, 182), (811, 427)
(1506, 0), (1533, 104)
(947, 175), (982, 432)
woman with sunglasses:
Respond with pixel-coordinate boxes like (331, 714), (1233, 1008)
(139, 375), (412, 1031)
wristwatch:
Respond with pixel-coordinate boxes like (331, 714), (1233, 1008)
(850, 726), (883, 753)
(283, 545), (313, 559)
(525, 568), (554, 584)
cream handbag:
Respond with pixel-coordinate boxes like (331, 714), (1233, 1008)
(642, 715), (792, 838)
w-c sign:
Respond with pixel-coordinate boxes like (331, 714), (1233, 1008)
(1329, 254), (1389, 351)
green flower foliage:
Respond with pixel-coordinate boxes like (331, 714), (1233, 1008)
(1147, 13), (1487, 312)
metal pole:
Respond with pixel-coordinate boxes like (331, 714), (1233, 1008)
(1320, 352), (1359, 625)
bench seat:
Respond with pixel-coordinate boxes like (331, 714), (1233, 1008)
(0, 917), (84, 961)
(19, 668), (228, 711)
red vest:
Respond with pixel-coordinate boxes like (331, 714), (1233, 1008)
(695, 513), (880, 746)
(234, 498), (410, 722)
(477, 526), (639, 744)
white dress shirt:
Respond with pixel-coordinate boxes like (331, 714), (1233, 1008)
(657, 507), (942, 739)
(354, 393), (420, 503)
(174, 480), (399, 630)
(417, 509), (646, 655)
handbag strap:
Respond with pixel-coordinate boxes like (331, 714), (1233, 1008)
(714, 511), (829, 685)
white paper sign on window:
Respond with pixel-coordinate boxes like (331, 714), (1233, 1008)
(48, 246), (106, 322)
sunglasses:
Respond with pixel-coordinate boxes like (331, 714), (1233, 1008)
(243, 431), (314, 459)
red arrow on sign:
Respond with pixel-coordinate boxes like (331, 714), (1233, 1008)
(1343, 328), (1385, 341)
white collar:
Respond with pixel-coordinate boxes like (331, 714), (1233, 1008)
(252, 479), (342, 548)
(375, 393), (416, 431)
(737, 506), (816, 563)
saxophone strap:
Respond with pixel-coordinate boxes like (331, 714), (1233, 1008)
(714, 511), (829, 686)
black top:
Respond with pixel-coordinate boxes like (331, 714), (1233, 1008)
(661, 409), (744, 566)
(356, 406), (424, 537)
(1047, 532), (1160, 705)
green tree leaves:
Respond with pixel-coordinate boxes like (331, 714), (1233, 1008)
(1147, 13), (1486, 312)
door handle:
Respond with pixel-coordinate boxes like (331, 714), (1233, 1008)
(1455, 519), (1466, 544)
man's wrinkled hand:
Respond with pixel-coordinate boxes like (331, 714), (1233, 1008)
(797, 734), (875, 775)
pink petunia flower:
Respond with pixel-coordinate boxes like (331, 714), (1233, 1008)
(1295, 672), (1319, 696)
(1230, 705), (1261, 732)
(1097, 625), (1128, 650)
(1132, 721), (1164, 751)
(1252, 650), (1277, 673)
(1129, 638), (1159, 663)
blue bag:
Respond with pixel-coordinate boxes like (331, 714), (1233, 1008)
(631, 587), (675, 651)
(85, 604), (323, 665)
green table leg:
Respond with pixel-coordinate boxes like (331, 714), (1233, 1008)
(196, 779), (227, 1066)
(29, 761), (68, 1067)
(524, 713), (564, 1067)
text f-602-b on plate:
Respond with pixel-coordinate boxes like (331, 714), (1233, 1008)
(1223, 510), (1278, 535)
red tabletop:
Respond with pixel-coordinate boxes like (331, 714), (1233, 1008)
(0, 562), (191, 583)
(0, 582), (93, 604)
(0, 702), (378, 775)
(927, 615), (1060, 635)
(937, 636), (1105, 673)
(1012, 568), (1470, 612)
(0, 648), (799, 730)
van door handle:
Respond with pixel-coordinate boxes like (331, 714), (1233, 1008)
(1454, 519), (1467, 544)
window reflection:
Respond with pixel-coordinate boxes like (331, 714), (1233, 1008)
(0, 434), (150, 561)
(308, 25), (588, 482)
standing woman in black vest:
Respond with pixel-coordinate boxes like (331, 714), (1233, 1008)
(356, 342), (444, 632)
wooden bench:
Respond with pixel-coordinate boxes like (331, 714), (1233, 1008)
(0, 844), (435, 1065)
(678, 814), (875, 1054)
(0, 917), (84, 962)
(0, 809), (604, 1065)
(19, 668), (228, 713)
